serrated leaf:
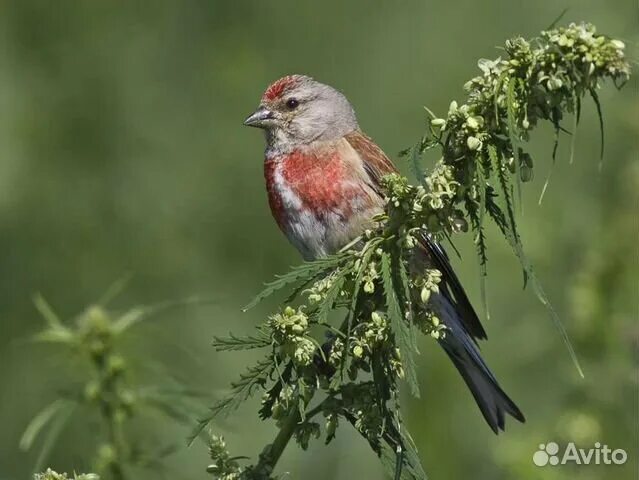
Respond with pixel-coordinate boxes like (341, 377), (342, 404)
(242, 255), (346, 311)
(212, 331), (271, 352)
(506, 79), (523, 212)
(380, 252), (419, 398)
(188, 357), (274, 445)
(315, 274), (347, 326)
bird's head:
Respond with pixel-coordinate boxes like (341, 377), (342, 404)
(244, 75), (358, 151)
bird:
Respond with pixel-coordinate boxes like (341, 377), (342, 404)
(244, 74), (525, 433)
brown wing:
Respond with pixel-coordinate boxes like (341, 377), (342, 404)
(345, 129), (487, 341)
(344, 130), (398, 196)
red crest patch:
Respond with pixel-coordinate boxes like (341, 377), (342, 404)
(262, 75), (301, 101)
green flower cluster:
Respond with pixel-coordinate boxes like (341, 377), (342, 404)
(268, 307), (316, 367)
(421, 21), (628, 194)
(34, 470), (98, 480)
(206, 435), (243, 480)
(407, 22), (631, 341)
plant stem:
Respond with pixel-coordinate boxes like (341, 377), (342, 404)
(255, 406), (301, 476)
(94, 350), (127, 480)
(102, 402), (125, 480)
(253, 397), (328, 478)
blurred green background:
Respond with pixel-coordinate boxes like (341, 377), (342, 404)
(0, 1), (636, 479)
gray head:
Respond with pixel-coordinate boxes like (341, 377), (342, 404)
(244, 75), (359, 152)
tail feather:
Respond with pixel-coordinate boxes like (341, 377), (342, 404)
(433, 293), (525, 433)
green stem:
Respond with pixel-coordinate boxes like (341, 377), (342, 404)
(94, 351), (127, 480)
(252, 311), (357, 477)
(253, 397), (328, 478)
(254, 404), (301, 477)
(102, 402), (125, 480)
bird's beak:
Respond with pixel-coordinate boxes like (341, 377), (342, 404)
(243, 107), (275, 128)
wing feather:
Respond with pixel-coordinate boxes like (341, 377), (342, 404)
(344, 130), (398, 195)
(345, 130), (487, 342)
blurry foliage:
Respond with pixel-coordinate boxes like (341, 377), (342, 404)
(22, 290), (205, 479)
(0, 2), (636, 480)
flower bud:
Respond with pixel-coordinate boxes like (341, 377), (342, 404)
(466, 116), (483, 130)
(308, 293), (322, 304)
(84, 381), (100, 402)
(107, 355), (126, 376)
(547, 77), (563, 90)
(421, 287), (431, 304)
(451, 216), (468, 233)
(520, 165), (533, 182)
(611, 39), (625, 50)
(363, 281), (374, 293)
(466, 136), (482, 151)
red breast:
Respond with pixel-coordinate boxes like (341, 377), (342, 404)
(264, 142), (375, 233)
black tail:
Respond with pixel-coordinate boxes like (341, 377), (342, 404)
(418, 234), (524, 432)
(433, 292), (525, 433)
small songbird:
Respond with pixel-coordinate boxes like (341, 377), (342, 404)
(244, 74), (524, 433)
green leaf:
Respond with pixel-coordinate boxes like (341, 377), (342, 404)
(539, 118), (561, 205)
(527, 270), (584, 379)
(569, 93), (579, 165)
(29, 401), (76, 474)
(20, 399), (74, 451)
(380, 252), (419, 398)
(242, 255), (347, 311)
(546, 7), (569, 29)
(111, 296), (207, 334)
(188, 357), (274, 445)
(340, 238), (382, 379)
(33, 294), (63, 329)
(487, 184), (584, 378)
(505, 78), (523, 212)
(588, 87), (605, 170)
(476, 161), (489, 320)
(408, 143), (426, 186)
(491, 144), (529, 286)
(32, 328), (75, 345)
(97, 272), (133, 306)
(212, 331), (271, 351)
(315, 273), (347, 326)
(378, 422), (427, 480)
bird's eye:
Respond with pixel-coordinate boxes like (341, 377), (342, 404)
(286, 98), (299, 110)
